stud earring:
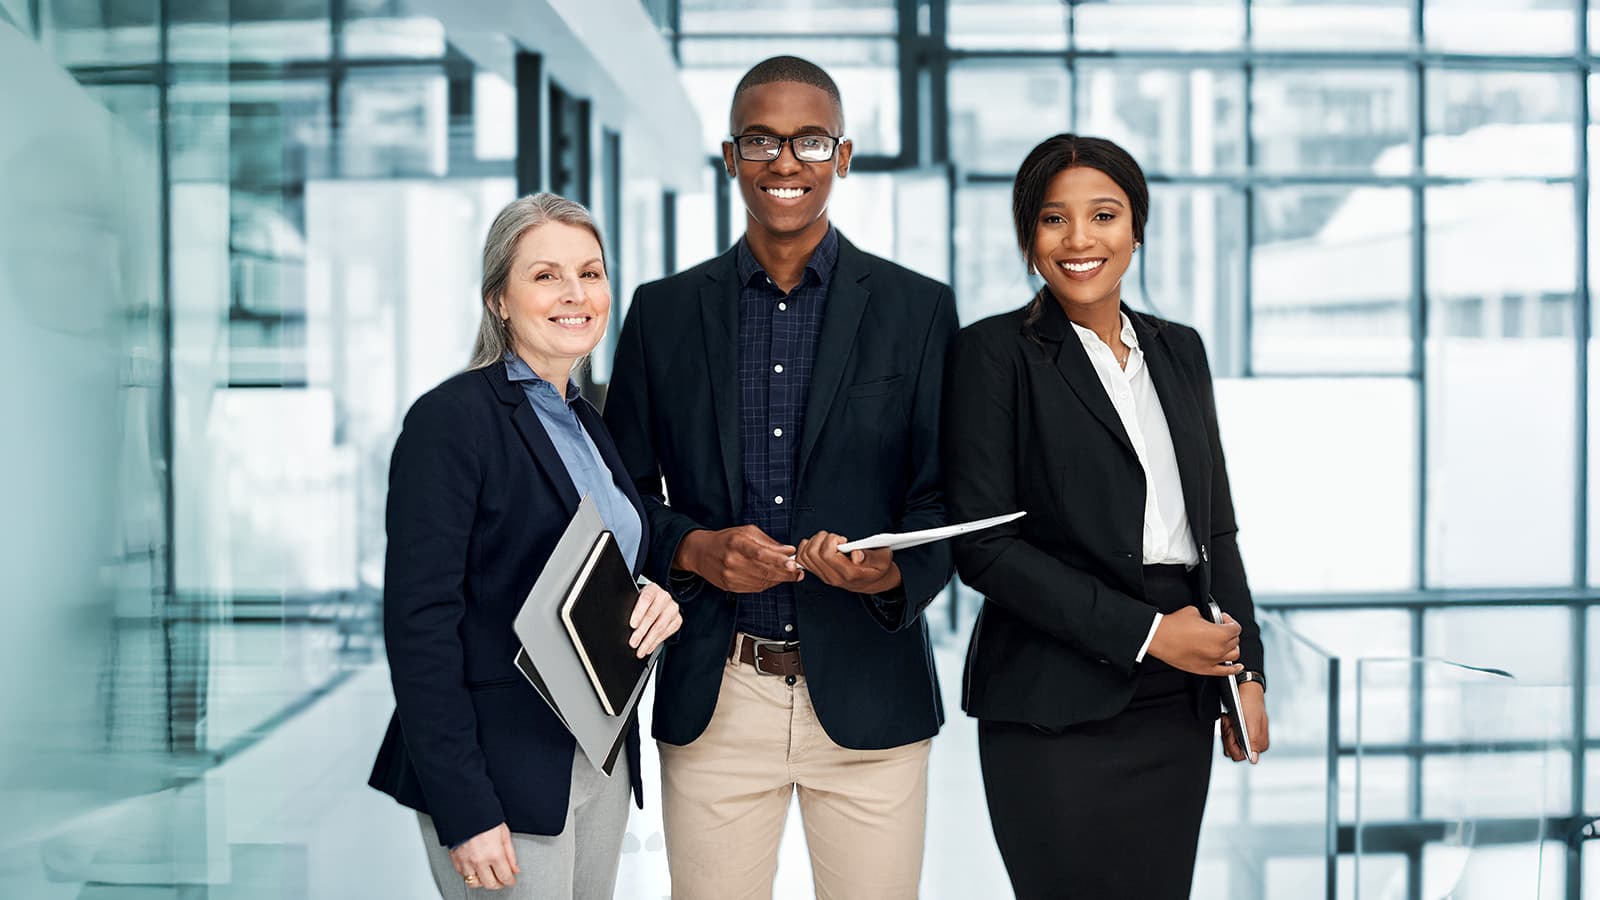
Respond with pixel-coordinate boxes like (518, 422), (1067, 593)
(1133, 241), (1142, 251)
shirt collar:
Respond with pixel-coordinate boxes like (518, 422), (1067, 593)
(503, 351), (578, 405)
(735, 225), (840, 290)
(1068, 311), (1140, 352)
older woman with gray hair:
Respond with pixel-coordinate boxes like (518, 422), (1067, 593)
(369, 192), (681, 897)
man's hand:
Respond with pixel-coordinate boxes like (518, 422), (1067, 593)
(793, 531), (902, 594)
(1221, 681), (1270, 764)
(672, 526), (803, 594)
(449, 822), (519, 890)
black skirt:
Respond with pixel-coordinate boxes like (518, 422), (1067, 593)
(977, 565), (1215, 900)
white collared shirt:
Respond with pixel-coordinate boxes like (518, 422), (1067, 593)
(1068, 313), (1199, 661)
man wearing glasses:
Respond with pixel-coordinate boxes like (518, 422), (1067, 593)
(605, 56), (957, 899)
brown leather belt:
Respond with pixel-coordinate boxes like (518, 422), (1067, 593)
(730, 632), (804, 678)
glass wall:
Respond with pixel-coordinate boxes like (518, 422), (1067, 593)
(1, 2), (680, 896)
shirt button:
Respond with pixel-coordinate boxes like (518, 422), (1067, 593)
(774, 495), (784, 505)
(778, 302), (787, 311)
(766, 276), (775, 286)
(784, 623), (794, 633)
(773, 364), (784, 374)
(773, 428), (783, 437)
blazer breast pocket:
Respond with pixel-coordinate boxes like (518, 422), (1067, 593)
(846, 374), (903, 399)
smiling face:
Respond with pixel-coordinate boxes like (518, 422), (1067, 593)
(494, 221), (610, 385)
(723, 80), (851, 243)
(1030, 165), (1138, 317)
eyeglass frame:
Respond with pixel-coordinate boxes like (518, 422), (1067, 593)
(727, 132), (848, 163)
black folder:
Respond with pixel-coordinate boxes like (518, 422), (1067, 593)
(559, 531), (647, 717)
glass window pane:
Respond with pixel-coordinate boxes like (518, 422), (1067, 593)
(1223, 380), (1417, 592)
(680, 0), (895, 34)
(949, 62), (1069, 174)
(829, 171), (952, 285)
(1590, 78), (1600, 589)
(1420, 839), (1568, 894)
(1425, 0), (1575, 56)
(341, 0), (444, 58)
(338, 69), (449, 178)
(1252, 186), (1413, 374)
(1074, 0), (1244, 51)
(1424, 182), (1576, 587)
(42, 0), (160, 66)
(1251, 0), (1413, 50)
(679, 37), (899, 157)
(1424, 607), (1572, 742)
(229, 0), (332, 63)
(1126, 187), (1244, 360)
(1075, 65), (1245, 176)
(1425, 69), (1577, 178)
(674, 166), (720, 271)
(1288, 610), (1414, 748)
(1252, 68), (1413, 175)
(954, 185), (1029, 324)
(473, 71), (516, 161)
(1589, 748), (1600, 805)
(947, 0), (1068, 50)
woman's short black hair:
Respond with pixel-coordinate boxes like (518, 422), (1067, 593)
(1011, 133), (1150, 334)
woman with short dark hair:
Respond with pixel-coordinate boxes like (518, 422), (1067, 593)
(943, 134), (1270, 899)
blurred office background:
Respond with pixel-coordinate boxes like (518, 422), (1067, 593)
(0, 0), (1589, 896)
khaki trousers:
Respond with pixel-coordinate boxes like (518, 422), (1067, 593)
(658, 639), (931, 900)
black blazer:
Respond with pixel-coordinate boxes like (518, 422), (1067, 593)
(368, 364), (646, 848)
(603, 234), (958, 750)
(943, 296), (1263, 729)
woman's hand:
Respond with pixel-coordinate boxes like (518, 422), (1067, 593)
(449, 822), (519, 890)
(1222, 682), (1270, 764)
(1146, 606), (1244, 677)
(629, 580), (682, 658)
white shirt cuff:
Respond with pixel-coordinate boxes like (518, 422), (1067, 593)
(1134, 612), (1163, 663)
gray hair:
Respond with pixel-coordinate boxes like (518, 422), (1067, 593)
(468, 192), (608, 370)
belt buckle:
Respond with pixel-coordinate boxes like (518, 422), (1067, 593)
(751, 639), (798, 676)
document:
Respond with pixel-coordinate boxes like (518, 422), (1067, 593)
(836, 511), (1026, 553)
(511, 494), (660, 775)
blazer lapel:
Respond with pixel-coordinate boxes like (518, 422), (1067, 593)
(482, 365), (581, 513)
(1034, 294), (1136, 458)
(797, 237), (870, 485)
(1131, 310), (1211, 536)
(700, 248), (744, 520)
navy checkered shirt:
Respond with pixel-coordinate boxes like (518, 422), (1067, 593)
(733, 226), (839, 641)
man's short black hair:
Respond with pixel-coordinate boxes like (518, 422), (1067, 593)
(729, 55), (844, 131)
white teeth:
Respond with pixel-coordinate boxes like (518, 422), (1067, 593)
(1060, 260), (1104, 273)
(553, 317), (588, 326)
(765, 187), (805, 199)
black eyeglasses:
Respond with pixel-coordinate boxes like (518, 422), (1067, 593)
(730, 133), (844, 163)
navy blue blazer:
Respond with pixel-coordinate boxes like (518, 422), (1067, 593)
(603, 235), (959, 751)
(368, 363), (646, 848)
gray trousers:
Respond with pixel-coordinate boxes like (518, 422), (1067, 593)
(418, 749), (631, 900)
